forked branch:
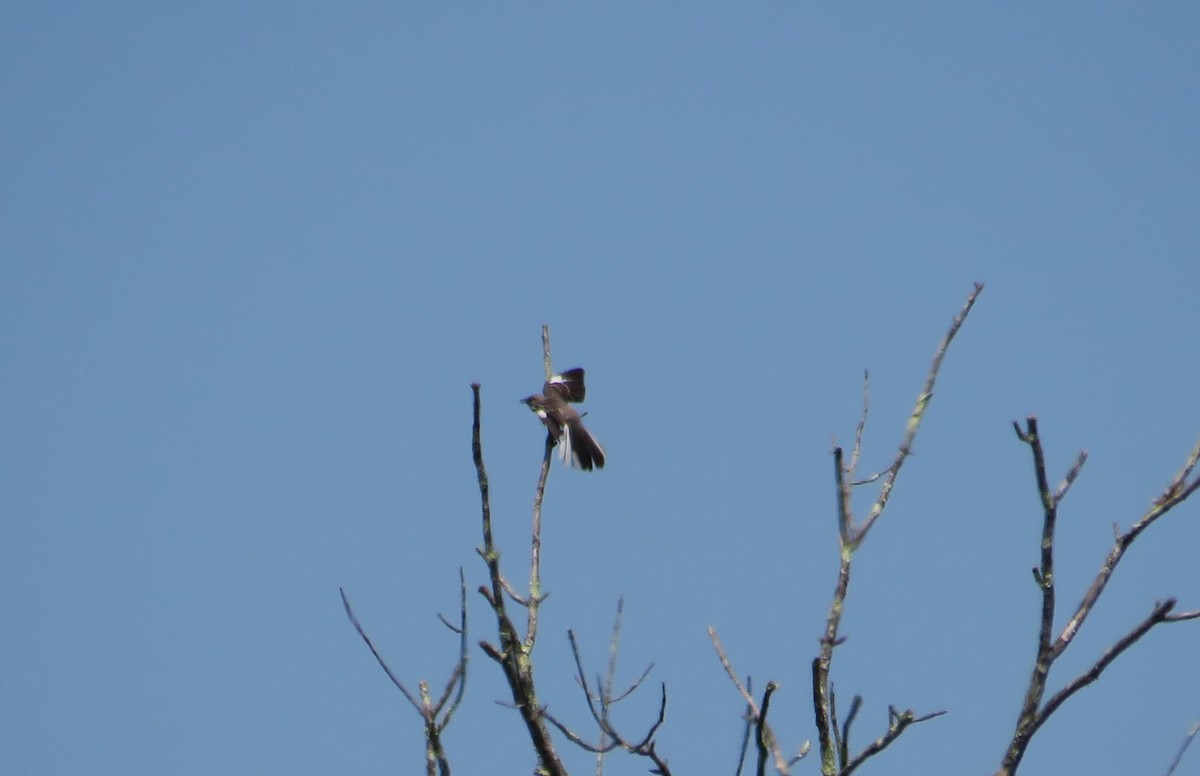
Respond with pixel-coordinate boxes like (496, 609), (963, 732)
(709, 627), (809, 774)
(813, 284), (980, 775)
(340, 569), (469, 776)
(545, 619), (671, 776)
(998, 426), (1200, 775)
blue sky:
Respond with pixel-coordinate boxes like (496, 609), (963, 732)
(3, 4), (1199, 775)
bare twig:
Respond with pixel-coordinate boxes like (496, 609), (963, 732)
(710, 627), (802, 774)
(754, 682), (779, 776)
(734, 676), (755, 776)
(586, 597), (654, 775)
(434, 568), (470, 725)
(1164, 719), (1200, 776)
(340, 587), (423, 709)
(854, 282), (983, 546)
(848, 370), (870, 479)
(840, 706), (945, 776)
(1037, 599), (1177, 726)
(838, 694), (863, 769)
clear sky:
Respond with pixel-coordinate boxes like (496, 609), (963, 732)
(3, 4), (1198, 775)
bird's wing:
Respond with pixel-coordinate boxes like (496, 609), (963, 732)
(545, 367), (586, 402)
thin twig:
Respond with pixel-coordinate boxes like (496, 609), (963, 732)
(1163, 719), (1200, 776)
(734, 676), (754, 776)
(710, 627), (794, 774)
(839, 694), (863, 769)
(340, 588), (422, 709)
(433, 568), (470, 723)
(848, 370), (870, 478)
(755, 682), (778, 776)
(1036, 599), (1179, 732)
(840, 706), (945, 776)
(855, 282), (982, 546)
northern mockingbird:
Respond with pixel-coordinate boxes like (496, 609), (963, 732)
(521, 367), (606, 471)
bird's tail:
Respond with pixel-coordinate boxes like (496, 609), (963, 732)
(561, 418), (605, 471)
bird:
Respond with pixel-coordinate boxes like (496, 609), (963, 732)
(521, 367), (606, 471)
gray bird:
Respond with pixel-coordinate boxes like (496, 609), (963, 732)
(521, 368), (606, 471)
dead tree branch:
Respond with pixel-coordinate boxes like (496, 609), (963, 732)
(998, 425), (1200, 775)
(1164, 719), (1200, 776)
(340, 569), (468, 776)
(709, 627), (810, 774)
(471, 381), (566, 776)
(813, 283), (980, 775)
(547, 622), (671, 775)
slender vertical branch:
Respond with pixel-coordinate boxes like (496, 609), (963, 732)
(1164, 720), (1200, 776)
(1002, 417), (1064, 773)
(854, 282), (982, 546)
(472, 383), (566, 776)
(812, 284), (980, 775)
(594, 596), (627, 775)
(848, 371), (870, 478)
(755, 682), (779, 776)
(526, 325), (555, 651)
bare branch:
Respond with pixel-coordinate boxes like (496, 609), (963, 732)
(524, 431), (555, 651)
(433, 568), (470, 723)
(839, 694), (863, 770)
(1165, 609), (1200, 622)
(709, 627), (796, 774)
(565, 624), (671, 775)
(755, 681), (779, 776)
(735, 676), (754, 776)
(1037, 599), (1182, 731)
(814, 285), (980, 775)
(1055, 437), (1200, 657)
(710, 626), (760, 711)
(542, 708), (621, 755)
(1052, 450), (1088, 504)
(848, 370), (870, 479)
(854, 281), (983, 545)
(471, 382), (566, 776)
(1004, 416), (1062, 767)
(1163, 719), (1200, 776)
(340, 587), (422, 710)
(998, 427), (1200, 776)
(341, 582), (466, 776)
(840, 706), (945, 776)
